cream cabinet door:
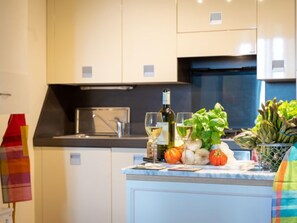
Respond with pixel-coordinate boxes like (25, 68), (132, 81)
(0, 0), (28, 114)
(257, 0), (295, 80)
(47, 0), (122, 84)
(0, 73), (29, 114)
(111, 148), (146, 223)
(177, 0), (256, 33)
(178, 30), (256, 57)
(35, 147), (112, 223)
(122, 0), (177, 83)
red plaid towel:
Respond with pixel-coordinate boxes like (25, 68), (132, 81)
(0, 114), (32, 203)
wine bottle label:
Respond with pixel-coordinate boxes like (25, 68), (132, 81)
(162, 91), (170, 105)
(157, 122), (169, 145)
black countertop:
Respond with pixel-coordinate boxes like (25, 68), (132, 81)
(33, 135), (243, 152)
(33, 135), (148, 148)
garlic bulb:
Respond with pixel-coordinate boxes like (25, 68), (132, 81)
(194, 148), (210, 165)
(181, 150), (195, 165)
(185, 139), (202, 151)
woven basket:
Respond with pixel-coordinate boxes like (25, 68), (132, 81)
(256, 143), (292, 172)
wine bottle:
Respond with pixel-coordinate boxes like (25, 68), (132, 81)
(157, 89), (175, 161)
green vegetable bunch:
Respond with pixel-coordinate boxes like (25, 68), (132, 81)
(185, 103), (229, 150)
(234, 98), (297, 149)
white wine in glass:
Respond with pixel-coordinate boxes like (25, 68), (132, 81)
(145, 126), (162, 140)
(145, 112), (163, 163)
(176, 112), (194, 166)
(176, 125), (193, 140)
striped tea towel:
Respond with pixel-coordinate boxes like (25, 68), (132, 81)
(271, 142), (297, 223)
(0, 114), (32, 203)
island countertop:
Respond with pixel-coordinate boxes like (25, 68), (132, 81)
(122, 162), (275, 186)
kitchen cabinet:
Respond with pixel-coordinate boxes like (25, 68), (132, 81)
(257, 0), (295, 80)
(177, 0), (257, 33)
(35, 147), (112, 223)
(177, 30), (256, 57)
(177, 0), (257, 57)
(125, 174), (273, 223)
(47, 0), (122, 84)
(122, 0), (177, 83)
(35, 146), (146, 223)
(0, 0), (29, 114)
(111, 147), (146, 223)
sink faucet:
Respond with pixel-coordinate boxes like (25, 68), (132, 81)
(92, 114), (128, 137)
(114, 117), (126, 137)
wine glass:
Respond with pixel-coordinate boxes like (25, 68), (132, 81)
(145, 112), (163, 164)
(176, 112), (194, 167)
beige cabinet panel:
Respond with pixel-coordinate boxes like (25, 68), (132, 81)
(47, 0), (122, 84)
(178, 0), (256, 33)
(178, 30), (256, 57)
(257, 0), (295, 80)
(35, 147), (112, 223)
(111, 148), (146, 223)
(0, 73), (29, 114)
(122, 0), (177, 83)
(0, 0), (28, 114)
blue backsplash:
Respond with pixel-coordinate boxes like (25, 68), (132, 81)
(265, 82), (296, 101)
(179, 55), (297, 130)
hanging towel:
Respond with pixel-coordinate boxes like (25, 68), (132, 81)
(0, 114), (32, 203)
(271, 142), (297, 223)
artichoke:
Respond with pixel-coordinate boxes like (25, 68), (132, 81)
(233, 130), (258, 149)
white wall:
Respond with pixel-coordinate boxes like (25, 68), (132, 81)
(0, 0), (47, 222)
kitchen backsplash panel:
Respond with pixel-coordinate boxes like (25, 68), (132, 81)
(34, 75), (295, 138)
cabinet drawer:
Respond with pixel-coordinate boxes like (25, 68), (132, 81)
(177, 29), (256, 57)
(0, 72), (28, 114)
(177, 0), (256, 33)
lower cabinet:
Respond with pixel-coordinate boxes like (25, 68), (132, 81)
(126, 178), (273, 223)
(35, 147), (112, 223)
(35, 147), (146, 223)
(111, 148), (146, 223)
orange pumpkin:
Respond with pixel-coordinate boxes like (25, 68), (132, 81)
(176, 144), (184, 152)
(209, 149), (228, 166)
(164, 147), (182, 164)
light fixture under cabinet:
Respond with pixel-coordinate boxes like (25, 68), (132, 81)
(80, 86), (135, 91)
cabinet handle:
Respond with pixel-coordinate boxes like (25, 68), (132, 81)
(0, 93), (12, 96)
(272, 60), (285, 72)
(210, 12), (222, 25)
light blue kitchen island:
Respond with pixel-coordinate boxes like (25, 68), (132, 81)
(122, 163), (275, 223)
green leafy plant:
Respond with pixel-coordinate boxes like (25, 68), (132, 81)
(185, 103), (229, 150)
(234, 98), (297, 149)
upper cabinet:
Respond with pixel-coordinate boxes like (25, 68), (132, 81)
(46, 0), (296, 83)
(48, 0), (180, 84)
(177, 0), (257, 57)
(122, 0), (178, 83)
(257, 0), (295, 80)
(0, 0), (29, 114)
(177, 0), (256, 33)
(47, 0), (122, 84)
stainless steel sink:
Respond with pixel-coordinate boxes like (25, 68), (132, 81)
(53, 134), (147, 140)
